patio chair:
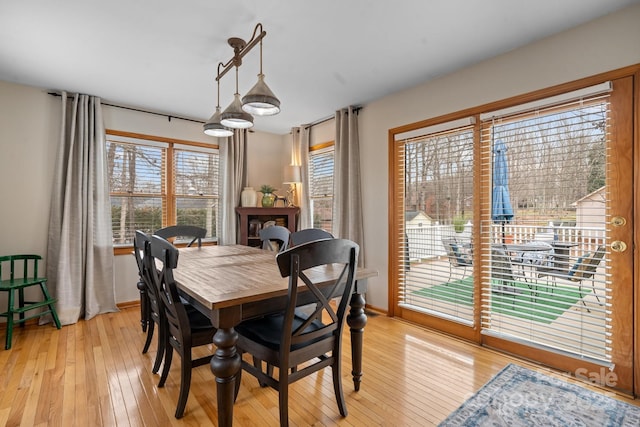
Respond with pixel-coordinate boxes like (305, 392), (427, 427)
(536, 245), (605, 310)
(442, 238), (472, 282)
(491, 248), (518, 296)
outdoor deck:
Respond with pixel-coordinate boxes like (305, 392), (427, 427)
(402, 255), (608, 361)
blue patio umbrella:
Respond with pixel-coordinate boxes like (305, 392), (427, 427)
(492, 140), (514, 241)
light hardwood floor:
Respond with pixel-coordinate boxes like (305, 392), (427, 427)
(0, 306), (635, 426)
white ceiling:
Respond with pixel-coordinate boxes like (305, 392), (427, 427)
(1, 0), (637, 135)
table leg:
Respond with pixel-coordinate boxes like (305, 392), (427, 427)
(346, 288), (367, 391)
(210, 326), (241, 427)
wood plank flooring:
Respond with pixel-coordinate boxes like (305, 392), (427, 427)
(0, 307), (636, 426)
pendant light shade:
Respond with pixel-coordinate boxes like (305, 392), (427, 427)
(220, 93), (254, 129)
(203, 23), (279, 136)
(203, 107), (233, 137)
(242, 74), (280, 116)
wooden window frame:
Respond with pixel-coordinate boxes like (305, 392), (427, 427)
(107, 130), (219, 255)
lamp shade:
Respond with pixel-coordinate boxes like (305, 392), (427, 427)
(242, 74), (281, 116)
(221, 93), (254, 129)
(283, 165), (301, 184)
(203, 107), (234, 137)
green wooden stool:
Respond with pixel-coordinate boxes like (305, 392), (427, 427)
(0, 254), (61, 349)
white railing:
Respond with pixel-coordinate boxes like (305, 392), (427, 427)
(405, 222), (606, 262)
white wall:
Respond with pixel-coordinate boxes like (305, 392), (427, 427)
(1, 4), (639, 310)
(358, 4), (640, 310)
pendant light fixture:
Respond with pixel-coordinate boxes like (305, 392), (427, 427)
(203, 23), (281, 137)
(241, 29), (280, 116)
(203, 63), (234, 137)
(220, 65), (254, 129)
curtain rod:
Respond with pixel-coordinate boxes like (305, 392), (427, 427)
(303, 106), (363, 129)
(47, 91), (205, 124)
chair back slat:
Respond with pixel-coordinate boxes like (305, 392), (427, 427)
(569, 245), (606, 280)
(290, 228), (333, 246)
(155, 225), (207, 248)
(147, 235), (191, 350)
(259, 225), (291, 252)
(135, 230), (164, 327)
(276, 239), (358, 350)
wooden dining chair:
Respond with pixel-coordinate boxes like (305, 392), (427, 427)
(154, 225), (207, 248)
(290, 228), (333, 246)
(0, 254), (61, 349)
(134, 230), (165, 374)
(234, 238), (359, 426)
(259, 225), (291, 252)
(146, 234), (218, 418)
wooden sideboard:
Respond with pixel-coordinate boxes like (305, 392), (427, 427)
(236, 207), (299, 247)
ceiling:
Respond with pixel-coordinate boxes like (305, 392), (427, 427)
(1, 1), (637, 135)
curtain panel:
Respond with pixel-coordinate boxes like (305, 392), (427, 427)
(296, 127), (313, 230)
(218, 129), (247, 244)
(334, 106), (365, 266)
(47, 92), (117, 325)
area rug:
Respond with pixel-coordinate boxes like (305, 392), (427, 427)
(439, 364), (640, 426)
(413, 277), (587, 324)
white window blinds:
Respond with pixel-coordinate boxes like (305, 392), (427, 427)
(309, 145), (334, 232)
(479, 91), (612, 365)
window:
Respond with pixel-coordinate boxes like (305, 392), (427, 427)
(395, 120), (475, 325)
(106, 131), (219, 246)
(308, 143), (334, 232)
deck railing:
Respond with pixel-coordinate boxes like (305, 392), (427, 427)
(406, 223), (606, 262)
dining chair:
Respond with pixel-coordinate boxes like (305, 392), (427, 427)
(146, 234), (218, 419)
(234, 238), (359, 427)
(290, 228), (333, 246)
(154, 225), (207, 248)
(259, 225), (291, 252)
(0, 254), (61, 349)
(442, 237), (472, 282)
(134, 230), (165, 374)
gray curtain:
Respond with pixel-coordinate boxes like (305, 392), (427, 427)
(297, 127), (313, 230)
(334, 106), (365, 265)
(47, 92), (117, 325)
(218, 129), (247, 245)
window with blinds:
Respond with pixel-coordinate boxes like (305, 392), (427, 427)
(107, 138), (166, 245)
(309, 145), (334, 232)
(107, 133), (219, 246)
(396, 121), (475, 325)
(173, 145), (219, 237)
(479, 88), (611, 364)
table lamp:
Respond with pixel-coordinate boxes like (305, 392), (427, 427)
(283, 165), (301, 207)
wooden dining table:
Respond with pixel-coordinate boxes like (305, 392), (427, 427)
(171, 244), (378, 427)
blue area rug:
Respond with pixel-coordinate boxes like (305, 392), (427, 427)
(439, 364), (640, 426)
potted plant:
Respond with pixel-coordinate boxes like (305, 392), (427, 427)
(453, 215), (466, 233)
(260, 184), (276, 207)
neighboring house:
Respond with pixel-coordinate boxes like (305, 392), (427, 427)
(573, 186), (605, 229)
(405, 210), (433, 228)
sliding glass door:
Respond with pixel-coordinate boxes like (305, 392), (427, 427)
(391, 74), (634, 393)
